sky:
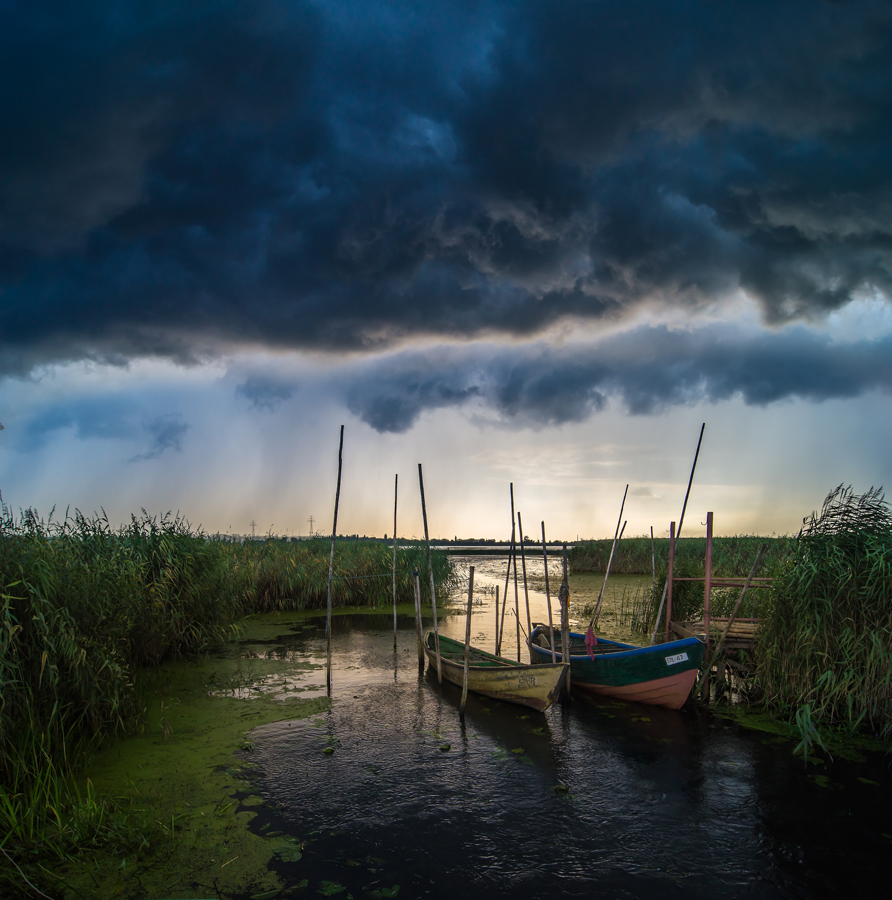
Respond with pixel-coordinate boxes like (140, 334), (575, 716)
(2, 0), (892, 541)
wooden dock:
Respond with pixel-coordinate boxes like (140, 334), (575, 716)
(671, 618), (760, 652)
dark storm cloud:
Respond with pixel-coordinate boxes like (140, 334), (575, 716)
(130, 415), (189, 461)
(236, 375), (295, 411)
(345, 326), (892, 432)
(2, 1), (892, 375)
(19, 399), (136, 449)
(13, 399), (189, 459)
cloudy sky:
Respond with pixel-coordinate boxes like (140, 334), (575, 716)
(2, 0), (891, 540)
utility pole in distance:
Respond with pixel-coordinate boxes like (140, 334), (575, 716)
(307, 515), (315, 535)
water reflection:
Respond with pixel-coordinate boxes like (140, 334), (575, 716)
(236, 613), (889, 900)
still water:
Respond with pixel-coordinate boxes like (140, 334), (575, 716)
(233, 559), (891, 900)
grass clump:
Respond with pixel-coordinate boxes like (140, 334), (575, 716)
(756, 485), (892, 749)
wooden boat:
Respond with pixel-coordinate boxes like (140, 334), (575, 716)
(423, 630), (568, 712)
(528, 625), (705, 710)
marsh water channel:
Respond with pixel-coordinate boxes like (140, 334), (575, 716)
(210, 554), (892, 900)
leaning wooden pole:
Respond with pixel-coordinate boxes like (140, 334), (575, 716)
(541, 521), (556, 663)
(704, 511), (714, 658)
(665, 521), (676, 643)
(418, 464), (441, 684)
(517, 512), (533, 658)
(589, 520), (627, 630)
(588, 484), (629, 630)
(560, 542), (571, 695)
(497, 484), (516, 655)
(497, 529), (513, 656)
(325, 425), (345, 696)
(650, 525), (656, 586)
(494, 585), (500, 652)
(392, 474), (399, 652)
(460, 566), (476, 721)
(650, 422), (705, 645)
(511, 488), (521, 660)
(413, 568), (424, 673)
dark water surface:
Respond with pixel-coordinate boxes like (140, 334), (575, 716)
(239, 615), (891, 900)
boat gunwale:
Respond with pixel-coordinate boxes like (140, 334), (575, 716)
(530, 626), (704, 662)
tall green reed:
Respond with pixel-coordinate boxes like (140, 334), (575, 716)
(756, 485), (892, 746)
(0, 501), (453, 875)
(571, 534), (795, 577)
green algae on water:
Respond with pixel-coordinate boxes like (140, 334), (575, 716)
(51, 612), (332, 900)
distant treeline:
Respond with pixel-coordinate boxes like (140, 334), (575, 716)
(569, 534), (796, 576)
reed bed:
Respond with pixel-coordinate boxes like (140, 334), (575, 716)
(570, 534), (795, 577)
(0, 504), (452, 874)
(756, 485), (892, 748)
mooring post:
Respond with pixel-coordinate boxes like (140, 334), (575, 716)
(665, 521), (676, 643)
(413, 568), (424, 674)
(325, 425), (344, 697)
(460, 566), (475, 721)
(704, 511), (713, 658)
(494, 585), (499, 653)
(560, 542), (571, 696)
(517, 512), (532, 659)
(541, 521), (556, 663)
(392, 474), (398, 653)
(418, 464), (441, 684)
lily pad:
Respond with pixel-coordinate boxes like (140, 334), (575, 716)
(318, 881), (347, 896)
(251, 891), (281, 900)
(323, 747), (335, 755)
(439, 743), (451, 752)
(510, 747), (525, 754)
(276, 847), (303, 862)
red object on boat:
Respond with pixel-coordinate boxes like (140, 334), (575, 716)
(585, 626), (597, 659)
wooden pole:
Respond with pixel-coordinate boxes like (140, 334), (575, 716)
(460, 566), (475, 721)
(541, 522), (556, 663)
(392, 474), (398, 652)
(704, 511), (713, 658)
(510, 485), (521, 661)
(650, 525), (656, 586)
(650, 423), (705, 644)
(665, 521), (676, 643)
(418, 464), (441, 684)
(587, 483), (628, 629)
(325, 425), (345, 696)
(589, 520), (626, 630)
(517, 512), (532, 660)
(560, 542), (571, 695)
(497, 485), (516, 655)
(494, 585), (499, 653)
(497, 529), (513, 656)
(413, 568), (424, 673)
